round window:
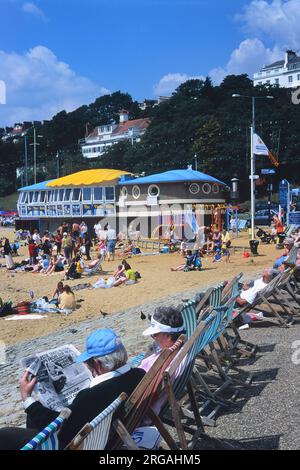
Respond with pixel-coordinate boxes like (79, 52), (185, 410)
(148, 184), (160, 197)
(212, 183), (219, 194)
(202, 183), (212, 194)
(121, 187), (128, 198)
(189, 183), (200, 195)
(132, 185), (141, 199)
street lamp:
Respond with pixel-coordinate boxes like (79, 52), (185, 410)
(30, 127), (43, 184)
(194, 154), (198, 171)
(232, 93), (274, 240)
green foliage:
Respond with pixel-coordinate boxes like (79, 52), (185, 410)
(1, 75), (300, 201)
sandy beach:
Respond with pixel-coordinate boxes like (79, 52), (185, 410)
(1, 226), (279, 346)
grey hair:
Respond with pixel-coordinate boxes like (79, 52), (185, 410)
(94, 340), (128, 371)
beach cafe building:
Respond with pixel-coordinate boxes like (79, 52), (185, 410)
(16, 168), (227, 238)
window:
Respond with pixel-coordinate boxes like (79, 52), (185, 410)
(105, 187), (115, 201)
(258, 81), (262, 85)
(93, 187), (103, 201)
(266, 70), (270, 74)
(72, 188), (81, 201)
(212, 183), (220, 194)
(32, 191), (39, 203)
(275, 78), (279, 85)
(288, 76), (293, 83)
(132, 185), (141, 199)
(148, 184), (160, 197)
(28, 191), (34, 203)
(298, 74), (300, 81)
(63, 189), (71, 201)
(52, 189), (58, 202)
(57, 189), (64, 201)
(121, 187), (128, 198)
(189, 183), (200, 195)
(40, 191), (46, 203)
(21, 192), (28, 204)
(266, 80), (270, 84)
(202, 183), (211, 194)
(47, 191), (53, 202)
(275, 68), (279, 72)
(82, 188), (92, 201)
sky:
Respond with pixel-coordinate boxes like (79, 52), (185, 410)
(0, 0), (300, 126)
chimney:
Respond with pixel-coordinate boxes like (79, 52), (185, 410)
(119, 109), (129, 123)
(284, 50), (296, 67)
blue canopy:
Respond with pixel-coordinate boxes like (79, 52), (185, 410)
(18, 180), (55, 191)
(121, 169), (226, 186)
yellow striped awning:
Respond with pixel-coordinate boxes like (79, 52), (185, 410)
(46, 169), (131, 187)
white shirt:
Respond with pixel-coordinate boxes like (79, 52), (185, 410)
(32, 233), (41, 245)
(89, 363), (131, 387)
(240, 277), (267, 304)
(106, 228), (116, 240)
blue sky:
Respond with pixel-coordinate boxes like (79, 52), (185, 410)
(0, 0), (299, 126)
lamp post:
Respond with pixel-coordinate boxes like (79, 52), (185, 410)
(194, 154), (198, 171)
(24, 133), (28, 186)
(30, 127), (43, 184)
(232, 93), (274, 240)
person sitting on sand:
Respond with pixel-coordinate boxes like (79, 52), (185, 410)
(44, 255), (65, 275)
(0, 329), (145, 450)
(83, 254), (102, 274)
(171, 250), (194, 271)
(113, 261), (137, 286)
(65, 258), (81, 280)
(52, 281), (64, 304)
(118, 240), (133, 259)
(58, 285), (76, 311)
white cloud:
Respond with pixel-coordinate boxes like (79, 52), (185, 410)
(0, 46), (110, 127)
(209, 38), (282, 84)
(237, 0), (300, 49)
(22, 2), (47, 21)
(153, 72), (205, 96)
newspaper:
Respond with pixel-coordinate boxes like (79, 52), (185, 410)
(21, 344), (92, 412)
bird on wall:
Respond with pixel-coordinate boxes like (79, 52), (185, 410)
(100, 310), (109, 317)
(140, 311), (146, 320)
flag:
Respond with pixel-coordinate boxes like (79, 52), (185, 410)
(253, 133), (279, 167)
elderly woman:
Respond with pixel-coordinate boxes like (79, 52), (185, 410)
(139, 306), (185, 417)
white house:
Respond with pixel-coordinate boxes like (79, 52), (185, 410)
(254, 50), (300, 88)
(80, 110), (151, 159)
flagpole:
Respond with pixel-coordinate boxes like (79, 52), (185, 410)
(250, 125), (255, 240)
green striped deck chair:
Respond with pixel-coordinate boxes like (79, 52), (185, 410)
(65, 393), (127, 450)
(161, 306), (237, 449)
(107, 336), (185, 450)
(21, 408), (71, 450)
(195, 284), (223, 319)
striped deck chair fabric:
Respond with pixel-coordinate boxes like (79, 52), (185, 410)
(108, 336), (185, 450)
(284, 245), (299, 267)
(66, 393), (127, 450)
(21, 408), (71, 450)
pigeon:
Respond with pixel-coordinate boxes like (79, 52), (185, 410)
(100, 310), (109, 317)
(140, 311), (146, 320)
(69, 328), (78, 334)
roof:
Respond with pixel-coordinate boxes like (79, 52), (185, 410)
(18, 180), (55, 191)
(262, 60), (284, 70)
(122, 169), (226, 186)
(111, 118), (151, 136)
(47, 169), (131, 187)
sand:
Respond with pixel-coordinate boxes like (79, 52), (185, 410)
(0, 227), (279, 346)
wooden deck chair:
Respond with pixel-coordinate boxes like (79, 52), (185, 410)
(284, 245), (299, 268)
(21, 408), (71, 450)
(161, 307), (239, 449)
(84, 260), (102, 276)
(236, 272), (293, 328)
(65, 393), (127, 450)
(195, 284), (224, 318)
(106, 336), (185, 450)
